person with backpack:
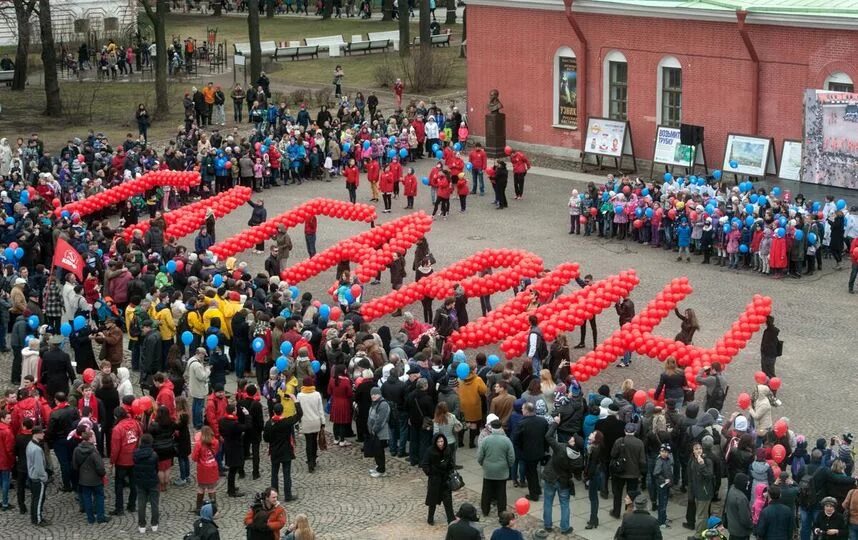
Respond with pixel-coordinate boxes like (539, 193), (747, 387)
(541, 421), (582, 534)
(695, 363), (728, 412)
(244, 487), (288, 540)
(187, 501), (221, 540)
(526, 315), (548, 376)
(610, 422), (646, 518)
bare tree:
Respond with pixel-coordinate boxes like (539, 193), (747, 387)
(381, 0), (393, 21)
(11, 0), (37, 91)
(139, 0), (170, 116)
(445, 0), (455, 24)
(37, 0), (61, 115)
(247, 0), (262, 83)
(419, 0), (430, 51)
(398, 0), (409, 57)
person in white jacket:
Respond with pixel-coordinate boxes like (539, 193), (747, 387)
(116, 367), (134, 400)
(185, 348), (211, 430)
(20, 339), (41, 386)
(295, 376), (324, 473)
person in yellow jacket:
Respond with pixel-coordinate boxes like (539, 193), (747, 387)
(186, 299), (206, 346)
(215, 292), (242, 340)
(277, 368), (299, 418)
(202, 299), (227, 336)
(150, 294), (176, 371)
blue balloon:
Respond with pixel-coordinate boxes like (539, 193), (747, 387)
(24, 335), (33, 344)
(794, 229), (804, 241)
(432, 143), (440, 152)
(778, 216), (787, 228)
(389, 136), (397, 144)
(61, 210), (70, 219)
(14, 247), (23, 260)
(344, 291), (354, 304)
(387, 149), (396, 159)
(453, 350), (466, 362)
(261, 145), (268, 153)
(319, 304), (331, 318)
(181, 331), (194, 346)
(399, 148), (408, 158)
(776, 227), (786, 238)
(28, 315), (39, 329)
(836, 199), (847, 211)
(745, 217), (754, 227)
(749, 194), (759, 204)
(435, 151), (444, 160)
(311, 360), (321, 374)
(487, 354), (500, 367)
(276, 356), (288, 372)
(166, 260), (177, 273)
(663, 172), (673, 182)
(421, 176), (430, 186)
(729, 160), (738, 169)
(342, 142), (351, 153)
(455, 362), (470, 379)
(252, 337), (265, 353)
(634, 208), (642, 218)
(206, 334), (219, 350)
(713, 170), (722, 180)
(723, 224), (731, 233)
(645, 208), (654, 219)
(614, 205), (624, 214)
(758, 196), (768, 206)
(772, 187), (781, 197)
(363, 140), (371, 150)
(57, 322), (72, 337)
(465, 162), (473, 171)
(4, 216), (13, 225)
(812, 201), (821, 212)
(20, 191), (29, 204)
(739, 244), (749, 253)
(453, 143), (462, 151)
(280, 308), (292, 319)
(73, 315), (87, 331)
(280, 341), (293, 357)
(3, 247), (12, 260)
(212, 274), (223, 287)
(289, 286), (299, 299)
(96, 248), (103, 258)
(745, 204), (754, 215)
(698, 177), (707, 186)
(641, 188), (649, 197)
(706, 204), (716, 215)
(808, 232), (817, 244)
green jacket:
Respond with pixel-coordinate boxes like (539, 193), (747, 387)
(477, 429), (515, 480)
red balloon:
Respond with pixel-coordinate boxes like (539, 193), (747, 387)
(736, 392), (751, 410)
(514, 497), (530, 516)
(589, 207), (598, 217)
(175, 260), (185, 273)
(632, 390), (647, 407)
(225, 161), (233, 169)
(131, 399), (142, 416)
(82, 368), (95, 384)
(350, 284), (362, 298)
(768, 377), (782, 391)
(773, 419), (788, 438)
(579, 215), (588, 224)
(772, 444), (786, 463)
(754, 371), (768, 384)
(329, 306), (342, 321)
(52, 198), (61, 208)
(504, 145), (512, 156)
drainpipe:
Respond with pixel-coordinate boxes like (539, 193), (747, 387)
(562, 0), (587, 135)
(736, 10), (760, 135)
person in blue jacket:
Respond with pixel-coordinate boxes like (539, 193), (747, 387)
(676, 218), (692, 262)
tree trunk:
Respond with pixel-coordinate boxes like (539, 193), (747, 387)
(419, 0), (430, 51)
(37, 0), (61, 116)
(321, 0), (332, 19)
(444, 0), (455, 24)
(381, 0), (392, 21)
(459, 5), (465, 58)
(248, 0), (262, 83)
(152, 0), (170, 116)
(266, 0), (274, 18)
(12, 0), (34, 91)
(398, 0), (409, 57)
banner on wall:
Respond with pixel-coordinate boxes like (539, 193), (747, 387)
(653, 126), (695, 167)
(722, 133), (777, 177)
(778, 140), (803, 181)
(802, 89), (858, 189)
(557, 56), (578, 128)
(584, 117), (628, 158)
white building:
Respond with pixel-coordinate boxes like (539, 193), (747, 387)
(0, 0), (137, 47)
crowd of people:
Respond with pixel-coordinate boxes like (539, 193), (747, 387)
(566, 174), (858, 291)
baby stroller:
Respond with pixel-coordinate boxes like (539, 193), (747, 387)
(359, 0), (371, 18)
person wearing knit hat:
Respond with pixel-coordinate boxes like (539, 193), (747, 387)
(618, 494), (661, 537)
(606, 418), (646, 519)
(295, 374), (324, 472)
(367, 386), (390, 478)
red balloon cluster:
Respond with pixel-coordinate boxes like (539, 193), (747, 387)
(124, 186), (252, 242)
(210, 198), (377, 260)
(282, 211), (431, 291)
(362, 248), (548, 322)
(59, 170), (200, 218)
(131, 395), (155, 416)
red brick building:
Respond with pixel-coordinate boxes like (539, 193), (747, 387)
(466, 0), (858, 169)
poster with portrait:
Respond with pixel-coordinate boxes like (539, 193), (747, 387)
(722, 134), (776, 177)
(778, 140), (803, 181)
(802, 89), (858, 190)
(653, 125), (695, 167)
(557, 56), (578, 128)
(584, 117), (628, 158)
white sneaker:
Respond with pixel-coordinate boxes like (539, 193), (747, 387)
(370, 471), (385, 478)
(151, 525), (158, 532)
(138, 527), (146, 533)
(369, 468), (377, 474)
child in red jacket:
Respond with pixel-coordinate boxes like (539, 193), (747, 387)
(343, 159), (359, 204)
(456, 172), (469, 212)
(402, 168), (417, 209)
(379, 165), (395, 213)
(432, 172), (452, 220)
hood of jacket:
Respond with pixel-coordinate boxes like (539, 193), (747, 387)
(685, 402), (700, 420)
(118, 367), (130, 382)
(22, 347), (39, 362)
(733, 472), (750, 491)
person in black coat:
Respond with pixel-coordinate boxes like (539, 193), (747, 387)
(40, 336), (76, 400)
(148, 406), (177, 491)
(263, 403), (300, 501)
(493, 161), (509, 209)
(46, 392), (80, 491)
(407, 379), (436, 466)
(239, 385), (265, 481)
(812, 497), (848, 540)
(615, 494), (663, 540)
(219, 403), (250, 497)
(445, 503), (483, 540)
(513, 402), (548, 501)
(422, 433), (455, 525)
(132, 434), (160, 532)
(542, 423), (581, 534)
(756, 485), (796, 540)
(760, 316), (781, 378)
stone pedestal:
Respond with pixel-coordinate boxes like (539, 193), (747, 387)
(484, 113), (506, 158)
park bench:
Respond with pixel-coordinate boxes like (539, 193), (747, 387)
(367, 30), (400, 51)
(304, 35), (347, 57)
(0, 71), (13, 86)
(344, 39), (391, 55)
(412, 34), (452, 47)
(274, 45), (320, 61)
(234, 41), (277, 58)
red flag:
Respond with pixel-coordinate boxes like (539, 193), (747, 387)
(53, 238), (84, 281)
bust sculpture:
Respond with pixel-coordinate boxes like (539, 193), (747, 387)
(487, 89), (503, 114)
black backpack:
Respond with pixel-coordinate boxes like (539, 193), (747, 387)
(797, 470), (818, 509)
(708, 375), (728, 410)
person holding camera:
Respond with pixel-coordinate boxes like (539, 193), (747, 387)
(244, 487), (287, 540)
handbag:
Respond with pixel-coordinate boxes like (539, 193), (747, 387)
(683, 386), (696, 404)
(776, 339), (784, 357)
(317, 429), (328, 451)
(415, 398), (433, 431)
(448, 470), (465, 491)
(363, 435), (380, 458)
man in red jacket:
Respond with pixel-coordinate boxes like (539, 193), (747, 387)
(304, 215), (318, 258)
(468, 143), (488, 196)
(0, 409), (14, 510)
(206, 384), (229, 474)
(10, 385), (50, 435)
(153, 374), (176, 421)
(366, 158), (380, 202)
(849, 237), (858, 294)
(110, 407), (141, 515)
(510, 149), (532, 200)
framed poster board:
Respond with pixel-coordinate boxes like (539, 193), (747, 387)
(582, 117), (636, 172)
(802, 89), (858, 189)
(722, 133), (777, 177)
(778, 139), (803, 181)
(653, 125), (695, 167)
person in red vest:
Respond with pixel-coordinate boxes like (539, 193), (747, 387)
(468, 143), (488, 196)
(380, 165), (395, 214)
(366, 158), (380, 202)
(510, 149), (532, 200)
(389, 156), (403, 199)
(343, 159), (359, 204)
(403, 168), (417, 210)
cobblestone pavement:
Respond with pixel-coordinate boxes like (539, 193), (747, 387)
(0, 161), (854, 539)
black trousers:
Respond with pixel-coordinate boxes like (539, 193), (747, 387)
(429, 489), (454, 523)
(241, 438), (260, 477)
(29, 479), (46, 524)
(374, 439), (387, 473)
(383, 193), (392, 210)
(17, 469), (27, 511)
(761, 355), (777, 378)
(421, 297), (433, 323)
(480, 478), (507, 517)
(524, 460), (541, 498)
(578, 318), (598, 347)
(304, 432), (318, 468)
(513, 172), (526, 197)
(612, 476), (639, 515)
(227, 466), (240, 494)
(496, 180), (508, 208)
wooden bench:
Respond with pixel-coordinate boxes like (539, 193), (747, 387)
(412, 34), (452, 47)
(234, 41), (277, 58)
(0, 71), (13, 85)
(344, 39), (390, 55)
(367, 30), (400, 51)
(274, 45), (320, 61)
(304, 35), (347, 57)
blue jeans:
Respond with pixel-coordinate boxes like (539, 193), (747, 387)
(471, 170), (484, 194)
(192, 397), (205, 430)
(178, 455), (190, 481)
(848, 523), (858, 540)
(621, 351), (633, 366)
(81, 484), (106, 523)
(511, 453), (526, 484)
(530, 356), (541, 375)
(657, 484), (670, 525)
(800, 506), (820, 540)
(588, 470), (603, 524)
(0, 470), (10, 507)
(388, 411), (408, 456)
(305, 233), (317, 258)
(234, 350), (248, 378)
(543, 480), (571, 532)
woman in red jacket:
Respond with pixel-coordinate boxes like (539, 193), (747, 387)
(343, 158), (359, 204)
(432, 171), (452, 220)
(402, 168), (417, 209)
(379, 165), (395, 213)
(455, 172), (469, 212)
(327, 365), (353, 446)
(191, 426), (220, 513)
(510, 150), (531, 200)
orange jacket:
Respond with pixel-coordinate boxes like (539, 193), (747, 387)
(244, 503), (287, 539)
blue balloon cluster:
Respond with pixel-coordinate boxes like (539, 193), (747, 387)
(319, 304), (331, 320)
(28, 315), (39, 330)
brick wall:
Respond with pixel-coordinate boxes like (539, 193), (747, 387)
(467, 5), (858, 171)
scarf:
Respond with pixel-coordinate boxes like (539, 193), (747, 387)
(78, 393), (99, 422)
(300, 386), (315, 394)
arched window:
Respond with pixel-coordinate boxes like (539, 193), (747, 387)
(657, 56), (682, 127)
(603, 50), (628, 120)
(825, 72), (854, 93)
(553, 46), (578, 129)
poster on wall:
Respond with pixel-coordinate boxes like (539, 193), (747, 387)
(584, 117), (628, 157)
(778, 140), (803, 181)
(653, 125), (695, 167)
(802, 89), (858, 190)
(722, 133), (777, 177)
(557, 56), (578, 128)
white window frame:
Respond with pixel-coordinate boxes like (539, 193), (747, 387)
(553, 46), (577, 130)
(825, 71), (854, 92)
(656, 56), (682, 127)
(602, 50), (628, 120)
